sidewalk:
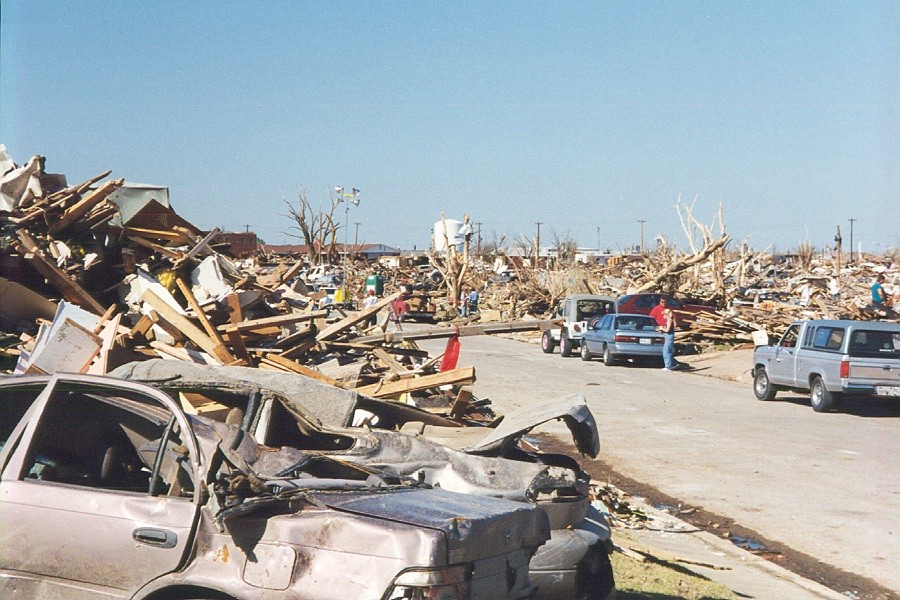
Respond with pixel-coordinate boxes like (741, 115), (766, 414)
(605, 495), (847, 600)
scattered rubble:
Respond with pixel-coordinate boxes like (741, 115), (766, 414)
(1, 147), (897, 404)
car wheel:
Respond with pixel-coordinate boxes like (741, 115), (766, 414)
(753, 368), (777, 401)
(602, 345), (616, 366)
(580, 342), (592, 361)
(541, 330), (556, 354)
(560, 332), (574, 357)
(810, 376), (838, 412)
(573, 545), (615, 600)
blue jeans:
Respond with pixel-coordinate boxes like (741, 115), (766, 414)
(663, 333), (676, 369)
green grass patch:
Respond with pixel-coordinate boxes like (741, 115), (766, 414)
(611, 551), (739, 600)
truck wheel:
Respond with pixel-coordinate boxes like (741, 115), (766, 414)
(541, 330), (556, 354)
(753, 368), (777, 401)
(573, 545), (615, 600)
(603, 345), (616, 366)
(810, 376), (838, 412)
(560, 332), (574, 357)
(580, 342), (592, 361)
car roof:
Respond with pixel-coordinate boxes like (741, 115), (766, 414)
(565, 294), (616, 302)
(795, 319), (900, 330)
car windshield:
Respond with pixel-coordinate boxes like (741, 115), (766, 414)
(848, 330), (900, 359)
(615, 316), (657, 331)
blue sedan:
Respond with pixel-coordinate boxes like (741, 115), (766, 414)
(581, 313), (665, 366)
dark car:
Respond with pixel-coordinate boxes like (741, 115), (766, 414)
(581, 313), (665, 366)
(615, 293), (714, 326)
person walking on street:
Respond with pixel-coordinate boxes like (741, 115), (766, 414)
(459, 288), (468, 317)
(467, 288), (479, 315)
(658, 303), (681, 371)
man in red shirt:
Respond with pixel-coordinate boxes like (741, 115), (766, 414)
(649, 296), (667, 326)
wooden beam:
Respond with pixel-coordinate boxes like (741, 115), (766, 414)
(316, 291), (402, 342)
(352, 319), (562, 344)
(259, 353), (341, 386)
(218, 310), (328, 334)
(49, 178), (124, 234)
(175, 276), (239, 364)
(372, 348), (412, 376)
(15, 230), (106, 315)
(141, 289), (233, 365)
(354, 366), (476, 398)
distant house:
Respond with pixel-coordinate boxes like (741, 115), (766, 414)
(260, 243), (400, 262)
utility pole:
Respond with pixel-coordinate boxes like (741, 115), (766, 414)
(244, 224), (251, 233)
(848, 218), (856, 263)
(638, 220), (646, 254)
(596, 226), (601, 255)
(354, 222), (360, 247)
(535, 222), (542, 266)
(475, 222), (482, 256)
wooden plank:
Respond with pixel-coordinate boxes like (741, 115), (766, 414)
(316, 291), (402, 342)
(173, 227), (221, 269)
(372, 348), (411, 375)
(15, 230), (106, 315)
(354, 366), (476, 398)
(49, 178), (124, 234)
(127, 236), (183, 259)
(449, 388), (473, 419)
(352, 319), (562, 344)
(112, 226), (186, 242)
(260, 353), (342, 385)
(174, 276), (237, 364)
(141, 289), (231, 364)
(218, 310), (328, 334)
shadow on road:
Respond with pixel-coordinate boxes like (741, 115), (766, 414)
(778, 394), (900, 418)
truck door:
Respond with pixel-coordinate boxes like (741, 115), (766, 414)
(770, 323), (802, 386)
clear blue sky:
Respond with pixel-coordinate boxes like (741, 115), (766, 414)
(2, 1), (898, 254)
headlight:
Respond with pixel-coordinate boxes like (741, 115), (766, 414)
(386, 564), (472, 600)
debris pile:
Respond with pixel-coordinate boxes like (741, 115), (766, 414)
(0, 149), (558, 424)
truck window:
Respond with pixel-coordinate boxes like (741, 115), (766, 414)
(812, 327), (845, 351)
(849, 330), (900, 359)
(780, 324), (800, 348)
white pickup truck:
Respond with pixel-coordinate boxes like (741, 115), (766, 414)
(752, 319), (900, 412)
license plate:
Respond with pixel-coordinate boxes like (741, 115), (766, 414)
(875, 386), (900, 397)
(639, 338), (651, 345)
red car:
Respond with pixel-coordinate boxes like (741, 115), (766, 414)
(616, 293), (714, 327)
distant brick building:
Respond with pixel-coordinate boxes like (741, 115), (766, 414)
(218, 232), (258, 258)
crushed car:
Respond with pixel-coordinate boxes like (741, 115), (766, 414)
(111, 359), (616, 600)
(0, 373), (551, 600)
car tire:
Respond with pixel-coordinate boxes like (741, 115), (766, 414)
(580, 342), (592, 361)
(541, 330), (556, 354)
(810, 376), (838, 412)
(602, 345), (616, 366)
(560, 332), (574, 357)
(753, 368), (777, 401)
(573, 545), (615, 600)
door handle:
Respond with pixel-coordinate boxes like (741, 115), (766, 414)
(133, 527), (177, 549)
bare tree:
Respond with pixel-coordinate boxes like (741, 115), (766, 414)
(282, 189), (340, 264)
(550, 228), (578, 266)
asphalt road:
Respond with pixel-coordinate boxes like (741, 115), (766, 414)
(417, 332), (900, 593)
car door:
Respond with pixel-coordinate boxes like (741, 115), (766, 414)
(584, 315), (605, 353)
(770, 324), (802, 386)
(0, 375), (202, 600)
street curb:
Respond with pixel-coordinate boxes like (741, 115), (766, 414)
(606, 494), (848, 600)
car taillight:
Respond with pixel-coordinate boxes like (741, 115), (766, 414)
(614, 334), (638, 343)
(840, 360), (850, 379)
